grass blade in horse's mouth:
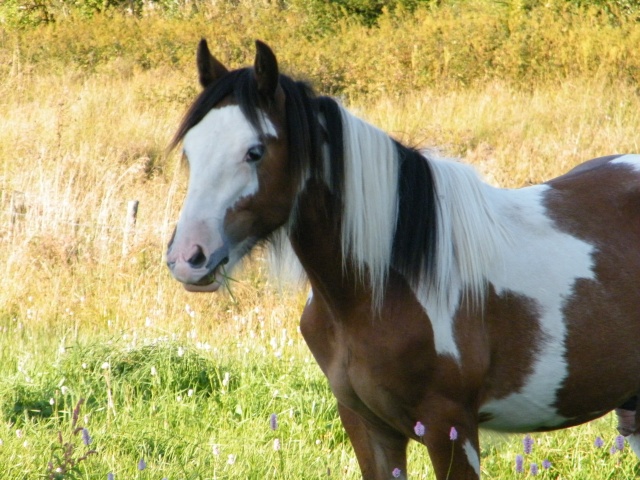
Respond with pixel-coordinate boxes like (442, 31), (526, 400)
(194, 256), (229, 286)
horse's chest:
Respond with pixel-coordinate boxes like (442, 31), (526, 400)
(300, 294), (433, 423)
(303, 317), (384, 412)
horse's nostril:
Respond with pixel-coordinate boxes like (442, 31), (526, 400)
(187, 245), (207, 268)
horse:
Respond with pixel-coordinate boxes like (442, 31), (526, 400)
(165, 39), (640, 479)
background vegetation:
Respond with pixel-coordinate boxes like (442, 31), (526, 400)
(1, 0), (640, 478)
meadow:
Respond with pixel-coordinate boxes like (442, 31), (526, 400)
(1, 0), (640, 478)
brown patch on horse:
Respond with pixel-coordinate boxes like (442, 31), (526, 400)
(545, 157), (640, 420)
(448, 287), (547, 426)
(472, 289), (546, 417)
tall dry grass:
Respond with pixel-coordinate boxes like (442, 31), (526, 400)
(2, 63), (639, 342)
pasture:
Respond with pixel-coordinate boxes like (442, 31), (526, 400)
(1, 1), (640, 477)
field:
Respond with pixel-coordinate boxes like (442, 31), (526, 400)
(1, 0), (640, 478)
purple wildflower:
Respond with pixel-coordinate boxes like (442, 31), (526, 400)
(137, 458), (146, 471)
(413, 421), (425, 438)
(515, 454), (524, 473)
(391, 467), (402, 478)
(610, 445), (618, 455)
(615, 435), (625, 451)
(81, 428), (92, 446)
(449, 426), (458, 441)
(270, 413), (278, 431)
(542, 459), (551, 470)
(530, 463), (538, 476)
(523, 434), (534, 454)
(594, 436), (604, 448)
(107, 474), (114, 480)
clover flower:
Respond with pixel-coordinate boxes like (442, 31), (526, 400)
(391, 467), (402, 478)
(449, 426), (458, 441)
(414, 421), (425, 438)
(594, 436), (604, 448)
(542, 459), (551, 470)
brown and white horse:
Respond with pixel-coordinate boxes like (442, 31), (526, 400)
(166, 39), (640, 479)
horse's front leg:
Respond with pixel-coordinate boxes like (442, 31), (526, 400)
(338, 402), (409, 480)
(423, 419), (481, 480)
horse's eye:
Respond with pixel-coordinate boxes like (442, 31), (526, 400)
(246, 145), (265, 163)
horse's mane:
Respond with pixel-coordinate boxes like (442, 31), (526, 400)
(171, 67), (505, 313)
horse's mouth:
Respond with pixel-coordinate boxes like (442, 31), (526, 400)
(183, 256), (229, 292)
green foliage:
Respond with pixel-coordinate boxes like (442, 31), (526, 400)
(2, 0), (640, 97)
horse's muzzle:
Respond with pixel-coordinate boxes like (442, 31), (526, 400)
(166, 242), (230, 291)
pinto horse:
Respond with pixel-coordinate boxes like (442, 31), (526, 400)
(166, 39), (640, 479)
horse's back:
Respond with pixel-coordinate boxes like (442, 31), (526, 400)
(547, 154), (640, 198)
(479, 154), (640, 432)
(544, 154), (640, 237)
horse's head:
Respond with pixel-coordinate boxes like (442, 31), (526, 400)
(166, 40), (295, 291)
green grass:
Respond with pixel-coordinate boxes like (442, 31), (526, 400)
(1, 297), (640, 478)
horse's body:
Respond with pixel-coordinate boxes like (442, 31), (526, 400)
(166, 40), (640, 479)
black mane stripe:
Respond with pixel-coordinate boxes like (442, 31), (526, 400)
(392, 143), (438, 287)
(171, 68), (438, 291)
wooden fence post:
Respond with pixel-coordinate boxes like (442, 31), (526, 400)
(122, 200), (139, 257)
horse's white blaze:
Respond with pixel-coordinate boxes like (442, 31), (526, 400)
(170, 105), (276, 283)
(463, 440), (481, 477)
(612, 153), (640, 172)
(480, 185), (596, 431)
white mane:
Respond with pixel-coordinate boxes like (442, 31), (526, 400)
(273, 102), (510, 316)
(337, 105), (509, 313)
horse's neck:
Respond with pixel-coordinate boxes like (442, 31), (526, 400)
(289, 180), (368, 311)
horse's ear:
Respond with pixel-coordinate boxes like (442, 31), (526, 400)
(197, 38), (228, 89)
(254, 40), (279, 99)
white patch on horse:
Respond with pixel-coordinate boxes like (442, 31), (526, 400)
(171, 105), (275, 276)
(412, 158), (510, 360)
(611, 154), (640, 172)
(479, 185), (596, 431)
(626, 433), (640, 460)
(463, 440), (481, 477)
